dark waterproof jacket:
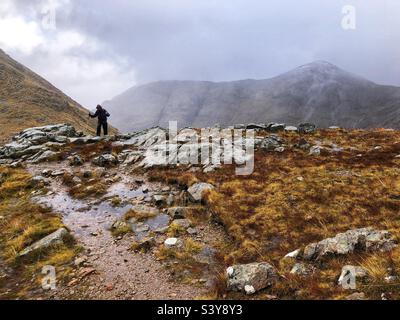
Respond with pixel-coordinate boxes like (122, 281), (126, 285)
(90, 108), (110, 123)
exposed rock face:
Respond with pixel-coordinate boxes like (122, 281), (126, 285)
(19, 228), (70, 258)
(300, 228), (397, 260)
(187, 183), (214, 202)
(226, 262), (279, 295)
(0, 124), (80, 164)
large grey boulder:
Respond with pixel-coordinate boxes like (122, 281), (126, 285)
(226, 262), (279, 295)
(301, 228), (397, 260)
(19, 228), (70, 258)
(187, 182), (214, 202)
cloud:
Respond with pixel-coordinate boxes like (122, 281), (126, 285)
(0, 0), (136, 107)
(1, 0), (400, 106)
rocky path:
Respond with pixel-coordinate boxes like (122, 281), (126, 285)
(27, 163), (220, 300)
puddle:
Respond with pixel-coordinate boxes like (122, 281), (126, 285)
(131, 214), (171, 240)
(34, 180), (147, 239)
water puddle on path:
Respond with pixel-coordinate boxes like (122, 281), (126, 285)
(34, 180), (145, 240)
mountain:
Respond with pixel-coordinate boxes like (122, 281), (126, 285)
(0, 49), (110, 142)
(104, 61), (400, 133)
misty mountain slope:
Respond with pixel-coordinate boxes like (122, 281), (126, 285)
(0, 49), (113, 142)
(104, 61), (400, 133)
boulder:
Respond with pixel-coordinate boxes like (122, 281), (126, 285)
(298, 123), (316, 134)
(19, 228), (70, 258)
(92, 154), (118, 167)
(29, 175), (50, 187)
(164, 237), (182, 248)
(260, 135), (284, 151)
(167, 207), (189, 219)
(187, 182), (214, 202)
(301, 228), (397, 260)
(268, 123), (286, 132)
(284, 126), (298, 132)
(226, 262), (279, 295)
(68, 155), (84, 166)
(30, 150), (60, 163)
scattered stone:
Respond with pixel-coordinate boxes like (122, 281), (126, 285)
(187, 227), (198, 235)
(171, 219), (192, 229)
(132, 237), (156, 252)
(164, 237), (180, 248)
(152, 194), (166, 206)
(226, 262), (278, 294)
(268, 123), (286, 132)
(135, 223), (150, 233)
(74, 256), (88, 267)
(92, 154), (118, 167)
(29, 175), (49, 187)
(298, 123), (316, 134)
(345, 292), (366, 300)
(78, 267), (96, 279)
(19, 228), (70, 258)
(51, 170), (65, 177)
(309, 145), (322, 156)
(290, 263), (314, 276)
(68, 155), (84, 166)
(295, 138), (311, 150)
(301, 228), (397, 260)
(260, 135), (284, 151)
(284, 249), (300, 259)
(167, 207), (188, 219)
(187, 182), (215, 202)
(284, 126), (298, 132)
(385, 275), (397, 283)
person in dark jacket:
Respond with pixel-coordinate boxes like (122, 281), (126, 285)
(89, 105), (110, 136)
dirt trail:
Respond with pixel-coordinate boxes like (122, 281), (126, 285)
(27, 163), (220, 300)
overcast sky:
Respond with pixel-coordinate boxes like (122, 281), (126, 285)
(1, 0), (399, 107)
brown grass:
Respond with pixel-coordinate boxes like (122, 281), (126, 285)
(0, 167), (79, 299)
(146, 128), (400, 299)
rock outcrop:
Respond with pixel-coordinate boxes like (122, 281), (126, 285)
(226, 262), (279, 295)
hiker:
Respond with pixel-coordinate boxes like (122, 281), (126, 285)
(89, 105), (110, 136)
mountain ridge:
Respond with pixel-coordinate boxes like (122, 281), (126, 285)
(104, 61), (400, 133)
(0, 49), (116, 142)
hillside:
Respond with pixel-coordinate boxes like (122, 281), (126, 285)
(0, 49), (115, 142)
(1, 123), (400, 300)
(104, 61), (400, 133)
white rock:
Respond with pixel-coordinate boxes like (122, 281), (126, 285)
(164, 238), (179, 247)
(244, 285), (256, 295)
(284, 249), (300, 259)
